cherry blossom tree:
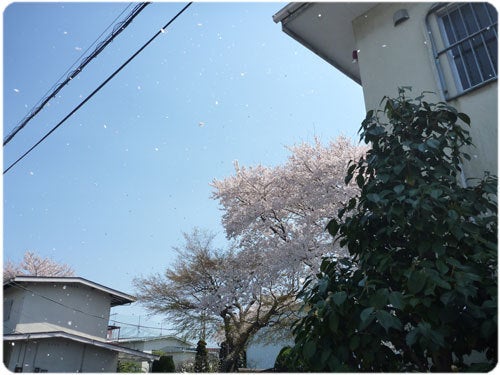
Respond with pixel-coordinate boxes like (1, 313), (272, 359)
(4, 251), (75, 281)
(133, 228), (300, 372)
(211, 136), (365, 275)
(135, 137), (364, 371)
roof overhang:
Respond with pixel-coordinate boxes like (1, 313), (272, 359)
(116, 335), (193, 347)
(273, 2), (377, 84)
(4, 331), (159, 361)
(4, 276), (136, 307)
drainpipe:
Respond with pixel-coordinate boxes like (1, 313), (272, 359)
(79, 344), (87, 372)
(20, 334), (30, 371)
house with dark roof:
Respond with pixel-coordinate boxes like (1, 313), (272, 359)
(3, 276), (158, 372)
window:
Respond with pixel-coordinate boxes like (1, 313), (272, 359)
(3, 299), (13, 321)
(428, 3), (497, 99)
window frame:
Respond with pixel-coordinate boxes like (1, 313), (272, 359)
(426, 2), (497, 100)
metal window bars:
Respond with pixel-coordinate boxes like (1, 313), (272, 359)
(430, 3), (497, 99)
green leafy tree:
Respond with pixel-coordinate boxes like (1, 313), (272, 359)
(195, 339), (208, 372)
(290, 89), (497, 372)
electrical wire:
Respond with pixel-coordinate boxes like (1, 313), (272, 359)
(3, 2), (150, 147)
(8, 281), (175, 332)
(3, 2), (193, 175)
(11, 3), (133, 136)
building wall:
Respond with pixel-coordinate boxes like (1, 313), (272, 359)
(4, 338), (118, 372)
(118, 336), (195, 371)
(352, 2), (497, 180)
(4, 283), (112, 339)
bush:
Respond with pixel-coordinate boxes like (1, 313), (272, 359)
(195, 339), (209, 372)
(273, 346), (305, 372)
(289, 89), (497, 372)
(117, 361), (143, 373)
(152, 353), (175, 373)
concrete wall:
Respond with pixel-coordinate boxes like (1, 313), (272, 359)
(352, 2), (497, 180)
(4, 338), (118, 372)
(4, 282), (112, 339)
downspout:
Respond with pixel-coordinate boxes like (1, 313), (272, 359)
(424, 3), (450, 101)
(20, 334), (30, 371)
(79, 344), (87, 372)
(31, 341), (39, 371)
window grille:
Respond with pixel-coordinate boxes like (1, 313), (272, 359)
(430, 3), (497, 99)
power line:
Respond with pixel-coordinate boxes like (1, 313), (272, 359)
(4, 2), (193, 175)
(9, 281), (175, 332)
(15, 3), (133, 131)
(3, 2), (151, 147)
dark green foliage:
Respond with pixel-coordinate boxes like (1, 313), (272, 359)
(152, 353), (175, 373)
(273, 346), (291, 371)
(289, 89), (497, 372)
(195, 339), (209, 372)
(117, 361), (142, 373)
(274, 346), (305, 372)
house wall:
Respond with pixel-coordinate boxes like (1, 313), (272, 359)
(4, 283), (112, 339)
(4, 338), (118, 372)
(352, 2), (497, 180)
(118, 336), (195, 371)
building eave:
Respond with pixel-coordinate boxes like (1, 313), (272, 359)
(115, 335), (193, 347)
(4, 331), (159, 361)
(273, 2), (378, 84)
(4, 276), (136, 307)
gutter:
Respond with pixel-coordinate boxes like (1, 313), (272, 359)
(272, 2), (308, 24)
(4, 331), (160, 361)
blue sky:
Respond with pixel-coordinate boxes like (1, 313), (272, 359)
(3, 2), (365, 335)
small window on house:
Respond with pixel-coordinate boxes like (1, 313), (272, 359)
(3, 299), (13, 321)
(429, 3), (497, 99)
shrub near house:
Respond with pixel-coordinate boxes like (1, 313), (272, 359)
(289, 91), (497, 372)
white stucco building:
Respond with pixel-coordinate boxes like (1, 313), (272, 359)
(114, 335), (200, 371)
(3, 276), (157, 372)
(274, 2), (497, 181)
